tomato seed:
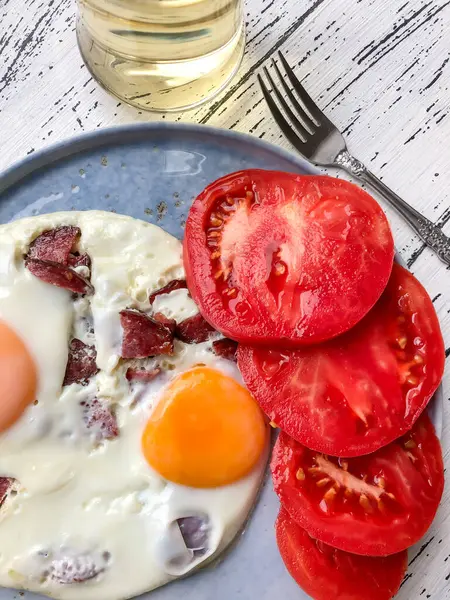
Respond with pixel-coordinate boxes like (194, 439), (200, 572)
(214, 270), (224, 280)
(344, 489), (353, 499)
(210, 216), (223, 227)
(397, 337), (407, 350)
(226, 196), (235, 205)
(209, 231), (221, 238)
(377, 477), (386, 488)
(224, 288), (237, 298)
(377, 499), (386, 513)
(296, 468), (305, 481)
(323, 488), (337, 503)
(407, 375), (419, 385)
(316, 478), (331, 488)
(385, 492), (396, 501)
(404, 439), (417, 450)
(274, 262), (286, 276)
(414, 354), (423, 364)
(341, 461), (349, 471)
(397, 315), (406, 324)
(359, 494), (373, 512)
(269, 421), (278, 428)
(406, 451), (417, 463)
(211, 251), (221, 260)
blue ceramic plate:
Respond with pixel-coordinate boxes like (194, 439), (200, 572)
(0, 123), (443, 600)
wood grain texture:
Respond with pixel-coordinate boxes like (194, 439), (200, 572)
(1, 0), (450, 597)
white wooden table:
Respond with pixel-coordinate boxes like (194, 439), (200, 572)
(1, 0), (450, 598)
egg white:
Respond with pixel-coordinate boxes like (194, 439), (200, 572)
(0, 211), (268, 600)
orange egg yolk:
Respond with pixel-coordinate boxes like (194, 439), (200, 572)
(142, 366), (268, 488)
(0, 320), (37, 432)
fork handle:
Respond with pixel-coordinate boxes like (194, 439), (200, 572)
(336, 151), (450, 266)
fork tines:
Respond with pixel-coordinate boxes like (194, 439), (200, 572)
(258, 51), (332, 150)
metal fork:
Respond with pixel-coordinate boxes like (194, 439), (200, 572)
(258, 52), (450, 266)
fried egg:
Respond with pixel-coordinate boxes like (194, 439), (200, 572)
(0, 211), (269, 600)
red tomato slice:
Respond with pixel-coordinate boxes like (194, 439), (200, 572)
(271, 414), (444, 556)
(276, 507), (407, 600)
(184, 171), (394, 347)
(238, 264), (445, 456)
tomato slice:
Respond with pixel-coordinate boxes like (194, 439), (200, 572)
(271, 414), (444, 556)
(276, 507), (407, 600)
(184, 171), (394, 347)
(238, 264), (445, 456)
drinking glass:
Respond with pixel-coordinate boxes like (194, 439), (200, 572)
(76, 0), (245, 112)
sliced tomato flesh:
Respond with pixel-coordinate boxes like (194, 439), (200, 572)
(238, 263), (445, 456)
(184, 171), (394, 347)
(271, 414), (444, 556)
(276, 507), (407, 600)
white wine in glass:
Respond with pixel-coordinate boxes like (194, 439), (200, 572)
(76, 0), (245, 112)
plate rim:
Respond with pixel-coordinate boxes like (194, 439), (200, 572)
(0, 122), (318, 195)
(0, 121), (443, 437)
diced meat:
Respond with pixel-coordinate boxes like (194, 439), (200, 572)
(25, 226), (93, 292)
(212, 338), (238, 362)
(28, 226), (80, 264)
(26, 258), (94, 295)
(82, 398), (118, 441)
(176, 313), (216, 344)
(0, 477), (14, 508)
(120, 309), (175, 358)
(126, 367), (161, 383)
(149, 279), (187, 304)
(177, 515), (210, 556)
(68, 252), (91, 270)
(63, 339), (99, 386)
(153, 312), (176, 334)
(48, 551), (110, 584)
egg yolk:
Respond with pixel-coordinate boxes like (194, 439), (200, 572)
(142, 367), (268, 488)
(0, 320), (37, 432)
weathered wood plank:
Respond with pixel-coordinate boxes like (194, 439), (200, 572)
(1, 0), (450, 597)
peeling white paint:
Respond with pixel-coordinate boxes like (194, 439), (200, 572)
(1, 0), (450, 597)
